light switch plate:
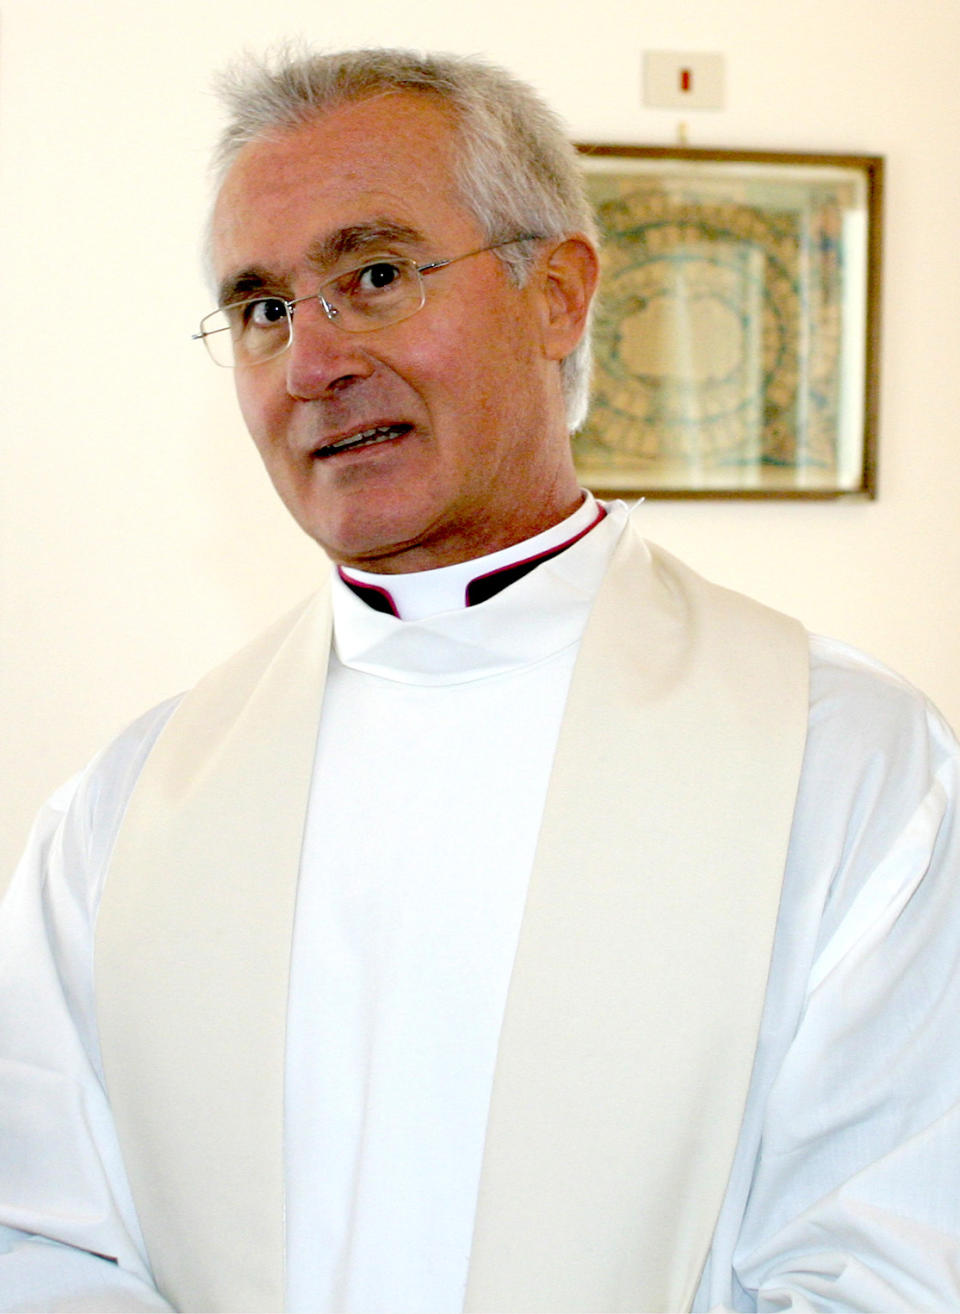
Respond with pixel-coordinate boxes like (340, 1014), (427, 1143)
(644, 51), (725, 109)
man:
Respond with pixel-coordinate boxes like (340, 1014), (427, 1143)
(1, 46), (959, 1314)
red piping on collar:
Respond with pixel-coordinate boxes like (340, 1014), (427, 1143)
(463, 503), (607, 607)
(336, 572), (401, 618)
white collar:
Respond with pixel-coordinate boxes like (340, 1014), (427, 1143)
(331, 500), (630, 685)
(338, 492), (604, 621)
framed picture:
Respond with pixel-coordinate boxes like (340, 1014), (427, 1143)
(574, 146), (883, 498)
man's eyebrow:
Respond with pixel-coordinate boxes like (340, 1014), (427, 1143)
(216, 223), (428, 307)
(217, 266), (278, 308)
(305, 221), (428, 272)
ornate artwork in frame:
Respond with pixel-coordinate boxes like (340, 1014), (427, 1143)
(574, 146), (883, 498)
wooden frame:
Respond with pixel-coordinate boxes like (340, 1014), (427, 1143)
(574, 146), (883, 498)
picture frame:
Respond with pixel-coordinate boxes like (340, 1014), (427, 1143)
(574, 145), (884, 498)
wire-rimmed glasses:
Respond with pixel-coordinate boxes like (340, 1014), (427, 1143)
(193, 234), (543, 369)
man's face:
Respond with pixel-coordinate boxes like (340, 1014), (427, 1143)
(210, 94), (587, 572)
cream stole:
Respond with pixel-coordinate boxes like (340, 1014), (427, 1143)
(96, 523), (809, 1313)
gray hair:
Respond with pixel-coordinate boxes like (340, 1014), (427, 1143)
(213, 46), (596, 431)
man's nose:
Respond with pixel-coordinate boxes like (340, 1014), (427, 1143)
(284, 296), (375, 398)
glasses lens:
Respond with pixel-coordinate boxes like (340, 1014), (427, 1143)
(196, 259), (428, 367)
(199, 299), (292, 368)
(323, 258), (425, 331)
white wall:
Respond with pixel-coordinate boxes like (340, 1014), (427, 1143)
(2, 0), (959, 876)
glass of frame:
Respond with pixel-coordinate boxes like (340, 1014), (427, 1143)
(574, 146), (883, 498)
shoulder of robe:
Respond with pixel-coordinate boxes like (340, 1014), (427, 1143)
(79, 585), (330, 897)
(788, 633), (960, 954)
(807, 632), (959, 772)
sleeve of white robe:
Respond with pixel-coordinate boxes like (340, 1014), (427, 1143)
(0, 705), (178, 1313)
(710, 639), (960, 1312)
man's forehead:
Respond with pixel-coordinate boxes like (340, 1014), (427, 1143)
(211, 93), (476, 284)
(218, 92), (461, 204)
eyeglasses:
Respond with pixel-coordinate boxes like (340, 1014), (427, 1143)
(193, 234), (543, 369)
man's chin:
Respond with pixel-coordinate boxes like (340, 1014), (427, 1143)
(301, 516), (443, 576)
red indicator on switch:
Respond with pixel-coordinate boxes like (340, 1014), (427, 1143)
(680, 68), (692, 92)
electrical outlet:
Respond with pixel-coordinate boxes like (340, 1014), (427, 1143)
(644, 52), (725, 110)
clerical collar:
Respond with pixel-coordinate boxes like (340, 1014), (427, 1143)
(338, 492), (606, 622)
(330, 499), (632, 685)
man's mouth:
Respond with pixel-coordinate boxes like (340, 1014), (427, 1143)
(315, 423), (412, 458)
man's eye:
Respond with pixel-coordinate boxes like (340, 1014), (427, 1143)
(245, 298), (289, 328)
(357, 261), (403, 292)
(331, 261), (410, 302)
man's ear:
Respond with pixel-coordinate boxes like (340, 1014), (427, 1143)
(538, 235), (600, 361)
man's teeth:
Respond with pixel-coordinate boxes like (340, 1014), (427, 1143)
(320, 424), (407, 456)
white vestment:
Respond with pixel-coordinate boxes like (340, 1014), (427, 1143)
(2, 503), (960, 1312)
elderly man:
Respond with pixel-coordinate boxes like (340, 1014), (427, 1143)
(2, 46), (960, 1314)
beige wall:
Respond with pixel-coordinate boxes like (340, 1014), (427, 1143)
(2, 0), (959, 876)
